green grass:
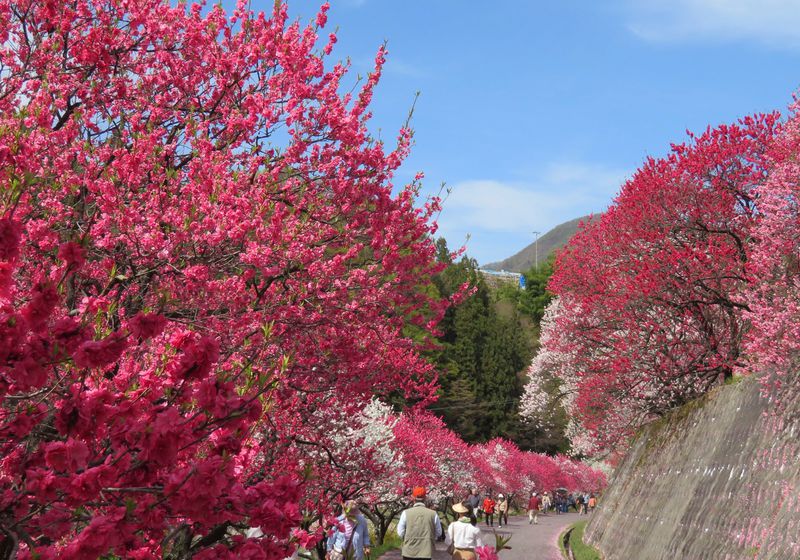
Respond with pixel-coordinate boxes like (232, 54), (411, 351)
(560, 520), (602, 560)
(370, 523), (402, 559)
(724, 373), (745, 385)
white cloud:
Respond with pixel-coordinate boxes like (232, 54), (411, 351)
(625, 0), (800, 47)
(437, 162), (627, 238)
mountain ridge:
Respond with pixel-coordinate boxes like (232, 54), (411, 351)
(483, 214), (600, 272)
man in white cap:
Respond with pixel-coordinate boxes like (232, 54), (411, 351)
(527, 492), (541, 525)
(496, 494), (509, 527)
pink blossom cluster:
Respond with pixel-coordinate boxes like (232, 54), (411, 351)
(525, 92), (800, 455)
(299, 404), (605, 549)
(0, 0), (454, 557)
(744, 99), (800, 374)
(388, 412), (606, 501)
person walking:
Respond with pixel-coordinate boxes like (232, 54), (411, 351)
(445, 502), (485, 560)
(465, 488), (481, 526)
(397, 487), (442, 560)
(496, 494), (509, 527)
(541, 492), (552, 515)
(527, 492), (541, 525)
(588, 494), (597, 512)
(327, 500), (371, 560)
(481, 494), (495, 527)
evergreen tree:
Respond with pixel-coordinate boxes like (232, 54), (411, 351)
(519, 256), (555, 324)
(427, 240), (530, 443)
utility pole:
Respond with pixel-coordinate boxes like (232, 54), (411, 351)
(532, 231), (541, 269)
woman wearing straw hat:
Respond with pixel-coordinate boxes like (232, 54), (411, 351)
(445, 502), (485, 560)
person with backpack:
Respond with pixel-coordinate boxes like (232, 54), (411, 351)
(465, 488), (482, 526)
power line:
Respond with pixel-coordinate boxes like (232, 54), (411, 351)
(425, 398), (521, 412)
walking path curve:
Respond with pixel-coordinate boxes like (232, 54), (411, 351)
(379, 512), (586, 560)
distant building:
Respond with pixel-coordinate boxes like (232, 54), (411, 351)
(478, 269), (525, 290)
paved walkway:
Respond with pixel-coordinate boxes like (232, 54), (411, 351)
(380, 512), (585, 560)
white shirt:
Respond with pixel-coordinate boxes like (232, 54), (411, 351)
(445, 519), (485, 549)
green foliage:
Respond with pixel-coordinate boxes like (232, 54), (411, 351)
(520, 256), (555, 324)
(418, 240), (571, 453)
(368, 524), (402, 559)
(488, 254), (570, 453)
(427, 239), (530, 443)
(418, 239), (574, 453)
(561, 521), (602, 560)
(493, 531), (512, 552)
(504, 398), (571, 455)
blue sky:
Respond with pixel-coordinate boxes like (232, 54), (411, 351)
(282, 0), (800, 265)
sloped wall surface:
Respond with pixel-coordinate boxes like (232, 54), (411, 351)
(585, 374), (800, 560)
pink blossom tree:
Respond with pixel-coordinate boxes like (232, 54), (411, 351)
(0, 0), (448, 557)
(744, 100), (800, 378)
(546, 115), (779, 452)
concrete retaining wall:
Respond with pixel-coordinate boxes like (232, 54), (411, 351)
(585, 373), (800, 560)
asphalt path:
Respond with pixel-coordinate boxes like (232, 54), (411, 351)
(379, 512), (584, 560)
(494, 512), (582, 560)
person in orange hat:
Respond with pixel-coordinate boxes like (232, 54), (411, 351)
(397, 487), (442, 560)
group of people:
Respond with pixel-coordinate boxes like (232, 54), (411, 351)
(391, 487), (480, 560)
(543, 491), (597, 515)
(397, 487), (485, 560)
(325, 487), (599, 560)
(465, 488), (509, 527)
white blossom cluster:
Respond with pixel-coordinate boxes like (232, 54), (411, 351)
(348, 398), (398, 468)
(565, 417), (599, 457)
(518, 297), (605, 456)
(519, 299), (576, 425)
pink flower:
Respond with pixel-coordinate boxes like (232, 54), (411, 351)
(22, 283), (59, 329)
(293, 527), (323, 549)
(475, 546), (499, 560)
(57, 241), (86, 270)
(43, 438), (90, 472)
(51, 316), (88, 354)
(0, 261), (13, 296)
(35, 505), (72, 540)
(169, 333), (219, 380)
(11, 355), (47, 392)
(127, 312), (166, 340)
(72, 331), (128, 369)
(6, 407), (41, 438)
(67, 466), (106, 501)
(24, 468), (60, 501)
(62, 507), (127, 558)
(139, 408), (182, 466)
(0, 218), (21, 261)
(316, 2), (330, 27)
(235, 541), (269, 560)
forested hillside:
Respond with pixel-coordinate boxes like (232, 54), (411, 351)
(426, 240), (568, 453)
